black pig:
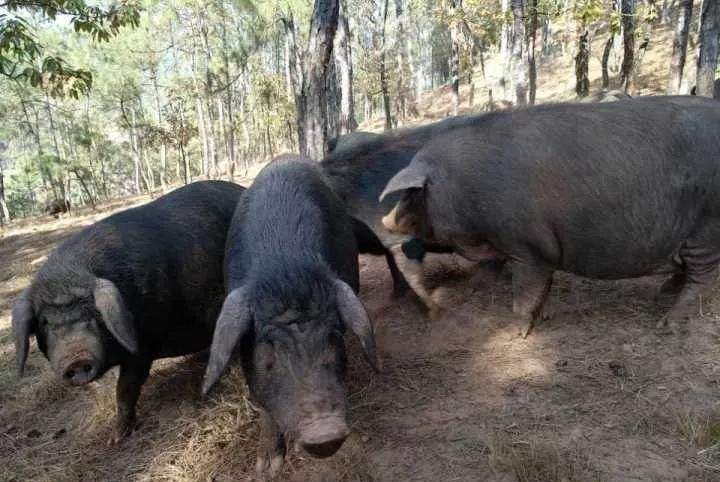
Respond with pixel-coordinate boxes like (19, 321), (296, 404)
(202, 155), (378, 477)
(381, 96), (720, 336)
(12, 181), (244, 442)
(322, 120), (501, 317)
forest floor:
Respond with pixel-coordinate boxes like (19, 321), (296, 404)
(2, 18), (720, 482)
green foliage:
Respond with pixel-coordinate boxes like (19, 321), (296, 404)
(0, 0), (665, 224)
(573, 0), (605, 27)
(1, 0), (140, 97)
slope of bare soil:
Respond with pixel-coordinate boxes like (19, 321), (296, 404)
(2, 16), (719, 482)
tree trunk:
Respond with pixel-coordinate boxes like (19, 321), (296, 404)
(196, 97), (210, 176)
(395, 0), (413, 120)
(282, 14), (302, 152)
(511, 0), (528, 105)
(220, 14), (236, 179)
(239, 74), (252, 169)
(527, 0), (538, 104)
(335, 0), (358, 133)
(601, 36), (614, 89)
(217, 97), (227, 178)
(151, 67), (167, 189)
(326, 59), (341, 140)
(178, 107), (190, 185)
(696, 0), (720, 97)
(0, 166), (10, 224)
(500, 0), (512, 100)
(449, 0), (462, 116)
(576, 30), (591, 97)
(296, 0), (340, 159)
(668, 0), (694, 94)
(380, 0), (393, 130)
(620, 0), (636, 92)
(71, 168), (96, 208)
(127, 104), (142, 194)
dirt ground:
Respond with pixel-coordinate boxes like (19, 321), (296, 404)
(1, 188), (720, 482)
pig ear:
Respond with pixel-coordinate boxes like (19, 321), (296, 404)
(94, 278), (138, 354)
(202, 287), (253, 395)
(379, 165), (428, 202)
(12, 288), (36, 377)
(333, 279), (381, 373)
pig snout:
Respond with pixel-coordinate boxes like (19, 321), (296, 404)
(298, 417), (350, 458)
(382, 209), (401, 234)
(60, 351), (100, 386)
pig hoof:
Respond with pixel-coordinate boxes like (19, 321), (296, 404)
(392, 285), (409, 298)
(107, 431), (128, 447)
(519, 323), (534, 339)
(255, 453), (284, 480)
(108, 418), (135, 446)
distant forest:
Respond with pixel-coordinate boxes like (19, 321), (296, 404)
(0, 0), (718, 222)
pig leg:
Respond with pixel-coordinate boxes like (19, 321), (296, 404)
(110, 359), (151, 445)
(511, 261), (554, 338)
(352, 218), (411, 297)
(656, 238), (720, 332)
(390, 244), (442, 319)
(384, 250), (411, 297)
(255, 410), (286, 479)
(659, 272), (686, 296)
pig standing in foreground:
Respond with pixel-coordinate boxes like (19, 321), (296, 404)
(381, 96), (720, 336)
(12, 181), (244, 442)
(202, 155), (378, 477)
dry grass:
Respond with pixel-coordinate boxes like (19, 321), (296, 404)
(485, 427), (603, 482)
(675, 410), (720, 449)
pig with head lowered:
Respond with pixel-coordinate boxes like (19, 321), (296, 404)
(12, 180), (244, 442)
(322, 119), (504, 317)
(202, 155), (379, 477)
(381, 96), (720, 336)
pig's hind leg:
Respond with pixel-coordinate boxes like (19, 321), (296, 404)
(511, 260), (554, 338)
(657, 229), (720, 332)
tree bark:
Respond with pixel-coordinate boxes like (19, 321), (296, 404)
(216, 97), (226, 178)
(282, 13), (302, 152)
(527, 0), (538, 104)
(380, 0), (393, 130)
(220, 13), (236, 179)
(395, 0), (414, 120)
(500, 0), (512, 100)
(335, 0), (357, 133)
(576, 30), (591, 97)
(510, 0), (528, 105)
(668, 0), (693, 94)
(150, 66), (167, 188)
(296, 0), (340, 159)
(696, 0), (720, 97)
(449, 0), (462, 116)
(601, 36), (614, 89)
(326, 59), (341, 140)
(0, 165), (10, 224)
(196, 97), (210, 176)
(620, 0), (636, 92)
